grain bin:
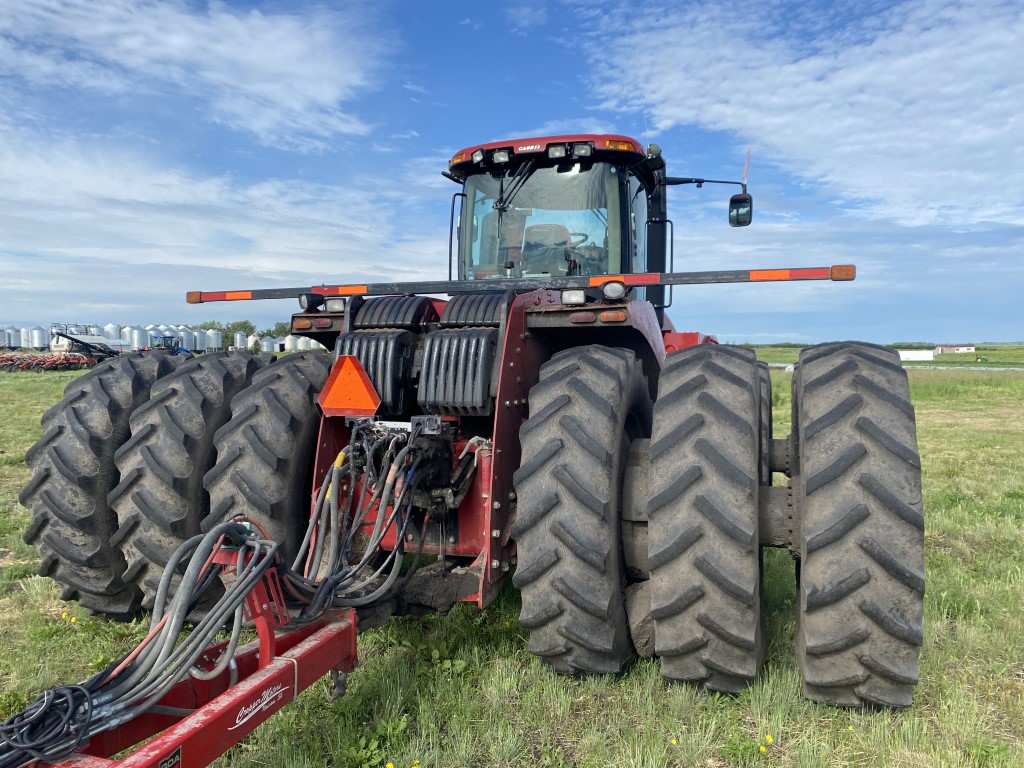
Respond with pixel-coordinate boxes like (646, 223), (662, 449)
(206, 329), (222, 352)
(177, 328), (195, 351)
(30, 326), (49, 350)
(128, 327), (148, 350)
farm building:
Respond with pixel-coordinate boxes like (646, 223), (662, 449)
(935, 344), (976, 354)
(898, 350), (934, 362)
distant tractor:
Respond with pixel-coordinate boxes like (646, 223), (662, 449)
(18, 133), (923, 763)
(144, 334), (190, 355)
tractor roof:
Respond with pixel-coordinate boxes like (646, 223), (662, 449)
(448, 133), (647, 180)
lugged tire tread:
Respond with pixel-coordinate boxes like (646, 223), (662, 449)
(794, 342), (924, 708)
(647, 344), (764, 692)
(202, 351), (331, 563)
(20, 352), (187, 616)
(109, 352), (265, 612)
(512, 345), (651, 675)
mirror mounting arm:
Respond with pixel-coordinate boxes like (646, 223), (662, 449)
(663, 176), (747, 193)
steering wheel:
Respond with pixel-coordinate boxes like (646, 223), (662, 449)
(570, 232), (590, 247)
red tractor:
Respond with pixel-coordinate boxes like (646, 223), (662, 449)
(13, 134), (923, 766)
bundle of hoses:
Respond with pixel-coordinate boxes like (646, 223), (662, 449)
(0, 521), (278, 768)
(0, 421), (435, 768)
(282, 420), (431, 620)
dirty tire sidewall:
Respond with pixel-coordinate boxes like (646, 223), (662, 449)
(512, 345), (652, 675)
(20, 352), (188, 617)
(793, 341), (924, 708)
(647, 344), (764, 693)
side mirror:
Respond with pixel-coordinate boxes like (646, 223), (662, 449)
(729, 193), (753, 227)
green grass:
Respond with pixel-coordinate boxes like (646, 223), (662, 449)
(2, 363), (1023, 767)
(744, 344), (1024, 369)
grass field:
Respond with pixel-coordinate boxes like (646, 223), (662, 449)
(1, 357), (1022, 767)
(746, 344), (1024, 369)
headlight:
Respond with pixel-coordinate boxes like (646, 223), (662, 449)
(561, 289), (587, 305)
(325, 297), (347, 312)
(298, 292), (325, 311)
(601, 282), (627, 301)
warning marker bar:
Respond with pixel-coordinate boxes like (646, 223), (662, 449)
(186, 265), (855, 304)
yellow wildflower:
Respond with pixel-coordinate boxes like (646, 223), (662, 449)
(70, 617), (77, 623)
(61, 612), (67, 619)
(848, 725), (853, 731)
(671, 738), (677, 745)
(759, 745), (766, 753)
(386, 763), (394, 768)
(765, 734), (773, 744)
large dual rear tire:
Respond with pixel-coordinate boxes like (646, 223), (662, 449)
(19, 352), (188, 616)
(108, 352), (268, 611)
(202, 351), (331, 559)
(646, 345), (765, 692)
(513, 346), (651, 674)
(793, 342), (924, 708)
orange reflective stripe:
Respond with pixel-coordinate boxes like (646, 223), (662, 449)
(588, 274), (660, 286)
(313, 285), (368, 296)
(749, 269), (790, 281)
(196, 290), (253, 301)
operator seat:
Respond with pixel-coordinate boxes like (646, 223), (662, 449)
(522, 224), (572, 276)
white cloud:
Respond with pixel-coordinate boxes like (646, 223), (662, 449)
(0, 124), (392, 277)
(505, 3), (548, 32)
(0, 0), (387, 151)
(582, 0), (1024, 225)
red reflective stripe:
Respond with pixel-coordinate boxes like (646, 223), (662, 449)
(313, 285), (368, 296)
(791, 267), (832, 280)
(201, 290), (252, 301)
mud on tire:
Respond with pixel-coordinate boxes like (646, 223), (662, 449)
(647, 345), (764, 692)
(108, 351), (268, 612)
(202, 351), (331, 559)
(19, 352), (187, 616)
(512, 345), (651, 674)
(793, 342), (924, 708)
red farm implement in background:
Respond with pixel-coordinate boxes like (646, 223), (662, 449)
(5, 134), (923, 767)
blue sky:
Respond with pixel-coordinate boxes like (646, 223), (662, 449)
(1, 0), (1021, 343)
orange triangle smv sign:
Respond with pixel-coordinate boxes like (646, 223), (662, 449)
(318, 355), (381, 417)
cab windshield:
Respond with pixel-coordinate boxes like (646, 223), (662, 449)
(458, 161), (627, 280)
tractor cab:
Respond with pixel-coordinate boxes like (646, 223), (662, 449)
(149, 334), (184, 354)
(447, 135), (654, 283)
